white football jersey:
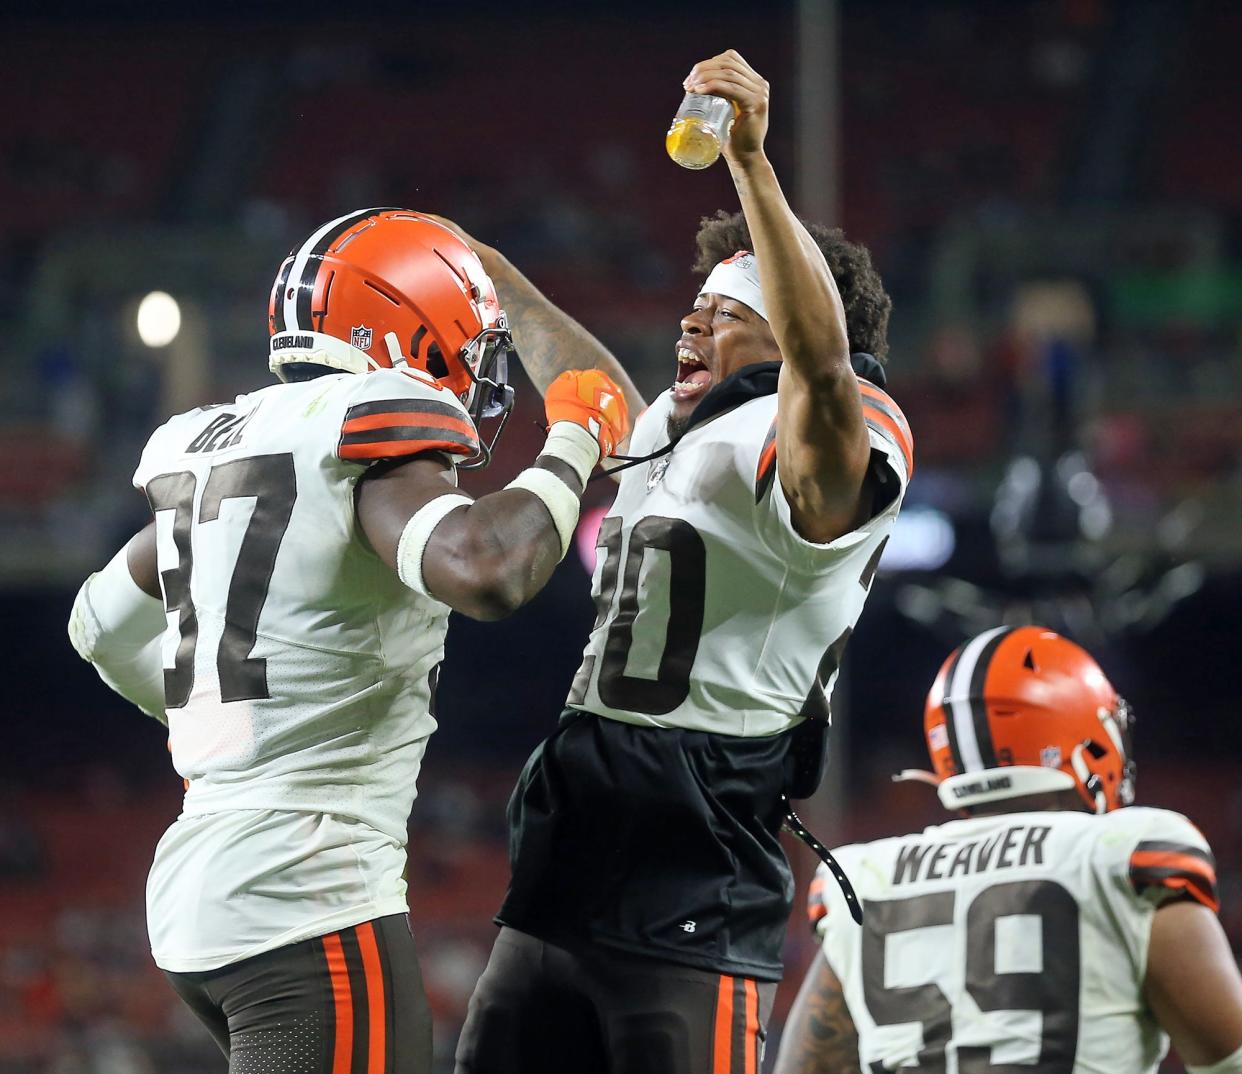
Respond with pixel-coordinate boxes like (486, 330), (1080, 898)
(811, 807), (1220, 1074)
(131, 367), (478, 971)
(567, 377), (912, 736)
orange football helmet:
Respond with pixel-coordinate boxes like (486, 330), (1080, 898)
(267, 208), (515, 466)
(921, 626), (1135, 814)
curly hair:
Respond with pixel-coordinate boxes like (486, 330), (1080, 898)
(691, 210), (892, 362)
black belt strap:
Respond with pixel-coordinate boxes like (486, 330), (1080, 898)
(781, 795), (864, 925)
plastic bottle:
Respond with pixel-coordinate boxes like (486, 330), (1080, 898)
(666, 93), (734, 170)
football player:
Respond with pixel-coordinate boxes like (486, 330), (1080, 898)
(443, 52), (911, 1073)
(780, 625), (1242, 1074)
(67, 209), (629, 1073)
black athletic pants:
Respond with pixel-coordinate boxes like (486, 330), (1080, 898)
(165, 914), (431, 1074)
(455, 926), (775, 1074)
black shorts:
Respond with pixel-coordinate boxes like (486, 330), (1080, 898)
(164, 914), (431, 1074)
(500, 711), (795, 980)
(455, 926), (775, 1074)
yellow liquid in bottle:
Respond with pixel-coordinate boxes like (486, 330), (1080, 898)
(666, 116), (722, 170)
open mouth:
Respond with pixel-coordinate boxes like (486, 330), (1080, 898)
(672, 346), (712, 403)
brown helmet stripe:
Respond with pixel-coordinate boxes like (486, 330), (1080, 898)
(939, 644), (967, 773)
(271, 256), (295, 333)
(966, 626), (1015, 768)
(282, 207), (402, 334)
(943, 626), (1015, 772)
(292, 208), (387, 332)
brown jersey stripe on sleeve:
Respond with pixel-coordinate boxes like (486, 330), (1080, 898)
(1131, 869), (1220, 911)
(1130, 853), (1219, 911)
(339, 436), (479, 461)
(1133, 840), (1216, 867)
(343, 408), (476, 438)
(864, 412), (915, 477)
(1131, 849), (1217, 883)
(344, 397), (467, 423)
(859, 381), (911, 437)
(860, 382), (914, 475)
(339, 424), (480, 461)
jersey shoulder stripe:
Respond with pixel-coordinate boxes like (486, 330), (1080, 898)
(754, 418), (778, 502)
(1129, 839), (1219, 911)
(806, 872), (829, 931)
(752, 381), (913, 502)
(859, 381), (914, 477)
(338, 397), (479, 461)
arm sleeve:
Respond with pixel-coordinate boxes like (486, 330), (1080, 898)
(336, 367), (479, 464)
(68, 543), (168, 724)
(1122, 809), (1219, 913)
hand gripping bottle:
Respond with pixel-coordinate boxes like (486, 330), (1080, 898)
(666, 92), (734, 170)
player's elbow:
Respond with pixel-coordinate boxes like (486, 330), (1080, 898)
(781, 339), (853, 388)
(458, 575), (528, 621)
(424, 538), (532, 621)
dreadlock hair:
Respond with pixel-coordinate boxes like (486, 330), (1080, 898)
(691, 210), (892, 362)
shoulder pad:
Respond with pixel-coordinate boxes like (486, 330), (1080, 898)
(336, 369), (478, 464)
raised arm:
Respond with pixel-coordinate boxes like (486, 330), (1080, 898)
(427, 216), (646, 438)
(687, 51), (873, 543)
(774, 950), (862, 1074)
(358, 369), (628, 621)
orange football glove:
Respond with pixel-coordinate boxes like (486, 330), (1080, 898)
(545, 369), (630, 459)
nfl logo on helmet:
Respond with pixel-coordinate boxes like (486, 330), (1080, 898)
(350, 325), (373, 350)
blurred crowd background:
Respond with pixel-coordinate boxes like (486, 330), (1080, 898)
(2, 1), (1240, 1071)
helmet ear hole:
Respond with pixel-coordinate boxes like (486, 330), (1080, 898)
(1022, 649), (1037, 671)
(425, 343), (448, 380)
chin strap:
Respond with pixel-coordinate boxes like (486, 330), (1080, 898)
(892, 768), (941, 788)
(781, 796), (863, 925)
(591, 438), (675, 482)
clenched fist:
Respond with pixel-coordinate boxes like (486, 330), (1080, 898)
(545, 369), (631, 460)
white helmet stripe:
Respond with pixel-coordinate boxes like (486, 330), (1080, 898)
(945, 625), (1010, 773)
(282, 208), (379, 332)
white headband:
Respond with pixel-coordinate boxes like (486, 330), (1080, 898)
(699, 250), (768, 322)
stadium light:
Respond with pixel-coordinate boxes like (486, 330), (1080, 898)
(880, 506), (956, 572)
(136, 291), (182, 348)
(576, 505), (609, 573)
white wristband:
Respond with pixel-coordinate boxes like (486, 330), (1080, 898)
(506, 466), (581, 560)
(539, 421), (602, 489)
(1189, 1044), (1242, 1074)
(396, 494), (473, 599)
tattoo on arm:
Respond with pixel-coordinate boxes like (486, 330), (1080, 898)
(775, 952), (862, 1074)
(491, 261), (645, 416)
